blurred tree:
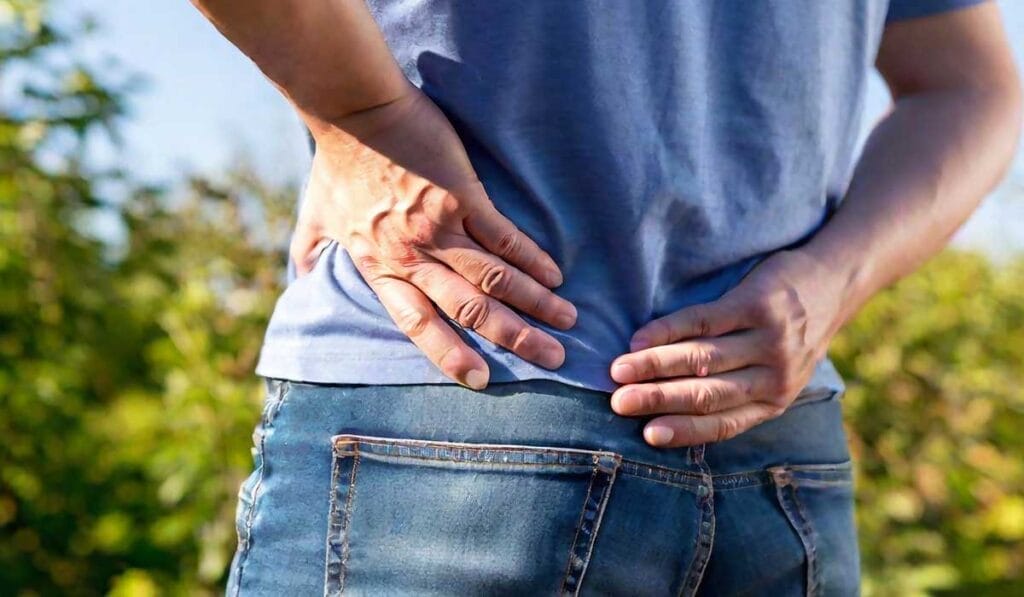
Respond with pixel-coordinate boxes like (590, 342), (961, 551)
(0, 1), (292, 593)
(0, 1), (1021, 596)
(834, 252), (1024, 596)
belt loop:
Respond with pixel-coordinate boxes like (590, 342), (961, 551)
(688, 443), (707, 468)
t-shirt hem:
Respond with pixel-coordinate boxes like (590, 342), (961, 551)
(255, 346), (847, 398)
(255, 346), (622, 393)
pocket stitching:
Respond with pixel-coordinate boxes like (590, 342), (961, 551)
(771, 467), (827, 597)
(559, 463), (618, 596)
(325, 434), (625, 596)
(324, 443), (361, 596)
(331, 433), (619, 465)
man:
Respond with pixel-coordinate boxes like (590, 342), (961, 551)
(192, 0), (1021, 595)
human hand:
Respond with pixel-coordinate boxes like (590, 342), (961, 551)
(609, 249), (847, 447)
(291, 88), (577, 389)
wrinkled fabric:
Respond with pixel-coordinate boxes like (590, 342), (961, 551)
(256, 0), (985, 392)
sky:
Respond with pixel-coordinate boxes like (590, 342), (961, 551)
(63, 0), (1024, 253)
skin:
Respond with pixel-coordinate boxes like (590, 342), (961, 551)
(609, 2), (1023, 447)
(191, 0), (578, 390)
(192, 2), (1022, 446)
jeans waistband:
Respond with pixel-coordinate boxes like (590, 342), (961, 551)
(271, 378), (850, 479)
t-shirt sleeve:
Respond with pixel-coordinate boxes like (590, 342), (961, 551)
(886, 0), (988, 23)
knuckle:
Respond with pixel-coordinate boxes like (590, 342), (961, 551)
(771, 368), (797, 397)
(691, 384), (719, 415)
(531, 293), (546, 317)
(644, 385), (666, 412)
(508, 326), (533, 353)
(740, 376), (757, 398)
(644, 351), (664, 378)
(391, 244), (425, 272)
(478, 263), (512, 297)
(691, 311), (713, 337)
(453, 295), (491, 329)
(688, 344), (718, 375)
(436, 191), (463, 219)
(648, 319), (672, 345)
(495, 231), (521, 259)
(715, 418), (742, 443)
(782, 286), (807, 317)
(353, 253), (383, 277)
(395, 306), (431, 337)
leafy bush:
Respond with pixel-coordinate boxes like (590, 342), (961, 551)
(1, 1), (1021, 595)
(834, 252), (1024, 596)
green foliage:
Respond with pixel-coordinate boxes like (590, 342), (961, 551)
(833, 252), (1024, 596)
(0, 1), (1021, 595)
(1, 2), (292, 593)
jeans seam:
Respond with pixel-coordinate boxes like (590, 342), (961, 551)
(679, 444), (715, 597)
(771, 467), (822, 597)
(230, 380), (286, 596)
(559, 457), (619, 595)
(324, 441), (361, 596)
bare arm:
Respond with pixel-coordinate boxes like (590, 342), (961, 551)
(190, 0), (578, 388)
(806, 1), (1023, 329)
(610, 1), (1022, 447)
(190, 0), (409, 128)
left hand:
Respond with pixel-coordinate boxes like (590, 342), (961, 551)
(609, 249), (848, 448)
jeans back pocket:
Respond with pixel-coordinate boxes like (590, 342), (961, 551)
(324, 434), (622, 596)
(769, 461), (860, 597)
(323, 434), (715, 596)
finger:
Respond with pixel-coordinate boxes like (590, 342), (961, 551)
(642, 402), (785, 448)
(405, 261), (566, 369)
(610, 367), (776, 417)
(356, 264), (490, 390)
(462, 197), (563, 288)
(630, 295), (750, 350)
(610, 331), (762, 384)
(289, 220), (326, 277)
(431, 234), (577, 330)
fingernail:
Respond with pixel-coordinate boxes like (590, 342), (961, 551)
(539, 346), (565, 369)
(630, 337), (650, 352)
(610, 362), (636, 382)
(545, 268), (563, 287)
(645, 425), (674, 446)
(465, 368), (488, 390)
(612, 389), (640, 413)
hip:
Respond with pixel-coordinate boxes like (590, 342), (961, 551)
(227, 379), (858, 596)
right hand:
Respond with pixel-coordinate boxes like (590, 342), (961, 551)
(291, 87), (577, 390)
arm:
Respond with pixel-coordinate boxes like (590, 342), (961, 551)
(190, 1), (578, 388)
(806, 2), (1022, 331)
(190, 0), (410, 129)
(609, 1), (1022, 447)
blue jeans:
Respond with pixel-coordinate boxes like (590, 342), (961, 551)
(227, 380), (859, 596)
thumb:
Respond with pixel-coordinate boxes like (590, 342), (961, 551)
(289, 218), (328, 277)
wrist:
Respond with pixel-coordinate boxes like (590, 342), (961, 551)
(301, 81), (422, 144)
(791, 241), (874, 330)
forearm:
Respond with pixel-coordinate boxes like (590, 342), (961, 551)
(190, 0), (410, 132)
(800, 83), (1022, 331)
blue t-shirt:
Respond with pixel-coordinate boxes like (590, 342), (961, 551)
(256, 0), (985, 393)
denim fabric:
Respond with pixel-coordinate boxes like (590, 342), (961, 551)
(226, 379), (859, 596)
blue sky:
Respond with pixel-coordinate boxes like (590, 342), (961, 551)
(65, 0), (1023, 253)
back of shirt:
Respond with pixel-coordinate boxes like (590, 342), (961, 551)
(255, 0), (978, 394)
